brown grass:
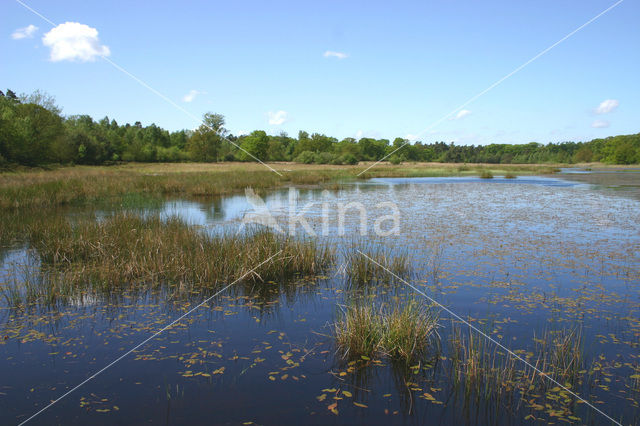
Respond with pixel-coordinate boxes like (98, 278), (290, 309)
(0, 162), (566, 209)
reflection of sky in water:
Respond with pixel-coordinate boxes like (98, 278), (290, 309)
(368, 175), (583, 186)
(144, 176), (640, 320)
(148, 176), (637, 245)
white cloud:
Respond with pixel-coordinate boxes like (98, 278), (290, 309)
(449, 109), (472, 120)
(42, 22), (110, 62)
(591, 119), (610, 128)
(595, 99), (619, 114)
(323, 50), (348, 59)
(268, 110), (288, 125)
(11, 24), (38, 40)
(182, 89), (203, 103)
(236, 130), (249, 136)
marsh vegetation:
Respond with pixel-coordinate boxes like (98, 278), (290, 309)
(333, 300), (439, 364)
(1, 165), (639, 425)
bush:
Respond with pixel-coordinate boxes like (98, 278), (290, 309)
(479, 170), (493, 179)
(157, 146), (188, 162)
(339, 153), (358, 165)
(314, 152), (337, 164)
(614, 143), (638, 165)
(294, 151), (316, 164)
(389, 155), (402, 165)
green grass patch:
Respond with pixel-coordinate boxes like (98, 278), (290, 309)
(334, 300), (440, 364)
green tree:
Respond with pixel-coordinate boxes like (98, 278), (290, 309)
(10, 103), (66, 165)
(614, 143), (637, 165)
(238, 130), (269, 161)
(187, 113), (226, 162)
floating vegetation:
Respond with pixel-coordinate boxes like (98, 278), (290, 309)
(333, 300), (440, 364)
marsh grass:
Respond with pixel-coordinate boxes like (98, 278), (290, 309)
(0, 168), (284, 209)
(532, 328), (584, 386)
(450, 326), (521, 403)
(0, 162), (563, 209)
(479, 170), (494, 179)
(357, 163), (562, 180)
(343, 244), (411, 286)
(449, 325), (586, 408)
(334, 300), (440, 364)
(3, 213), (334, 306)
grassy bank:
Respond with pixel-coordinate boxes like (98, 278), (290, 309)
(0, 162), (565, 209)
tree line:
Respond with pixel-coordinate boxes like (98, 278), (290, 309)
(1, 89), (638, 167)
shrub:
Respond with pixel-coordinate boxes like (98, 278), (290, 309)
(156, 146), (187, 162)
(389, 155), (402, 165)
(294, 151), (316, 164)
(339, 153), (358, 165)
(314, 152), (336, 164)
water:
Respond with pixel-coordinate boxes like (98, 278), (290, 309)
(1, 173), (639, 425)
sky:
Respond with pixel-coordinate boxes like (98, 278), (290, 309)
(1, 0), (638, 145)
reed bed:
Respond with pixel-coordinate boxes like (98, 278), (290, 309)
(333, 300), (440, 364)
(3, 213), (334, 306)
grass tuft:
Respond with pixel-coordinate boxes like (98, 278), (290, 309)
(334, 300), (439, 364)
(343, 245), (411, 286)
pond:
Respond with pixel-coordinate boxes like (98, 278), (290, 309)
(1, 172), (639, 425)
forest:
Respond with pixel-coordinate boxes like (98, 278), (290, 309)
(1, 89), (638, 167)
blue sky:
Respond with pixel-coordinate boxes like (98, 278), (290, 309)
(2, 0), (638, 144)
